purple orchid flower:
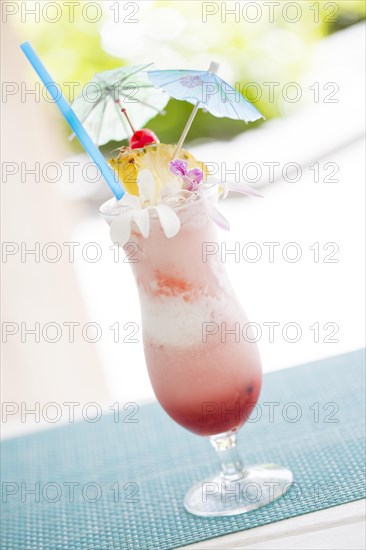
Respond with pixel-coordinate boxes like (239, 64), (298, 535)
(169, 159), (203, 192)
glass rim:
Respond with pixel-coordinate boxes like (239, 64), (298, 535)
(99, 182), (218, 218)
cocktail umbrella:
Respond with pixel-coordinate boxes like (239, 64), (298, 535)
(147, 62), (264, 157)
(71, 64), (169, 146)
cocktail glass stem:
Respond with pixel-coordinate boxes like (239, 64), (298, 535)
(210, 432), (244, 480)
(184, 430), (293, 517)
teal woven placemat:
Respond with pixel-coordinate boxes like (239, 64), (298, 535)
(1, 350), (365, 549)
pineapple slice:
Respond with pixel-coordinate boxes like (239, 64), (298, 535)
(109, 144), (209, 198)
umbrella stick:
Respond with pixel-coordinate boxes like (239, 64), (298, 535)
(121, 107), (136, 133)
(173, 61), (219, 159)
(173, 100), (200, 159)
(112, 98), (130, 135)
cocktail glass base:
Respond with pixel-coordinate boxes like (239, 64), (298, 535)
(184, 463), (293, 517)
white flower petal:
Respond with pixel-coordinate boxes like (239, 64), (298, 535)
(120, 194), (141, 209)
(110, 211), (133, 247)
(222, 180), (263, 198)
(219, 183), (229, 199)
(137, 169), (155, 202)
(161, 181), (181, 199)
(155, 204), (181, 238)
(207, 176), (262, 198)
(133, 208), (150, 238)
(199, 179), (221, 202)
(204, 199), (230, 231)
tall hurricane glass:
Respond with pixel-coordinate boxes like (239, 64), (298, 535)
(100, 190), (292, 516)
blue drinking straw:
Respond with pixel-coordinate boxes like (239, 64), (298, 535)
(20, 42), (124, 200)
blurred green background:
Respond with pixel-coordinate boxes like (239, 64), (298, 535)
(17, 0), (365, 152)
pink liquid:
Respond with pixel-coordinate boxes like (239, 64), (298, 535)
(129, 195), (262, 436)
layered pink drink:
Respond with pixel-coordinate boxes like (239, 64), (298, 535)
(127, 194), (262, 436)
(101, 148), (292, 519)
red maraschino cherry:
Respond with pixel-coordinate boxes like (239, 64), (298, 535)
(121, 108), (159, 149)
(129, 129), (159, 149)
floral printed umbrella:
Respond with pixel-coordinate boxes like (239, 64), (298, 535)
(147, 62), (264, 156)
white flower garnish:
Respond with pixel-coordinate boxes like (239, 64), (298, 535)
(110, 169), (181, 247)
(110, 170), (263, 246)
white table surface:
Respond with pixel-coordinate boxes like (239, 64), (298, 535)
(179, 500), (366, 549)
